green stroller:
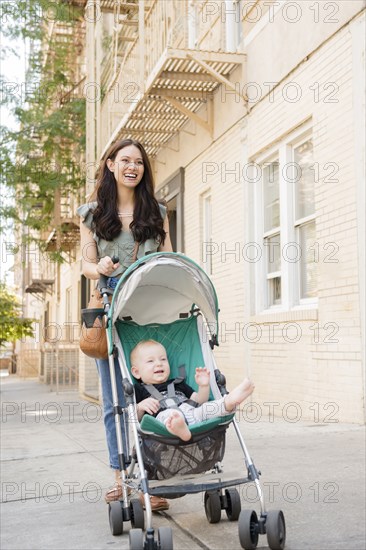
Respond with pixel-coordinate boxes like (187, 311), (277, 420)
(95, 252), (286, 550)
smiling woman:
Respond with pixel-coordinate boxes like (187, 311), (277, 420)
(77, 138), (172, 507)
(78, 139), (171, 278)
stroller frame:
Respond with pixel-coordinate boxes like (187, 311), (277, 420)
(96, 252), (285, 550)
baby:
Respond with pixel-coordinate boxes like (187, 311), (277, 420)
(131, 339), (254, 441)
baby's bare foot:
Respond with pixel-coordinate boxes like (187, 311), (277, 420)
(165, 411), (192, 441)
(224, 379), (255, 412)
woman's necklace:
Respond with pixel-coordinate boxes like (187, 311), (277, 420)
(118, 211), (133, 217)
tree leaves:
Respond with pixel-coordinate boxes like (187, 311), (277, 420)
(1, 0), (86, 254)
(0, 283), (34, 347)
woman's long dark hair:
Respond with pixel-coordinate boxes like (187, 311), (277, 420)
(91, 139), (166, 244)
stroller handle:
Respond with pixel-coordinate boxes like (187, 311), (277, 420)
(99, 256), (119, 310)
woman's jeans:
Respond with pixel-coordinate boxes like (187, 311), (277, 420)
(96, 356), (126, 470)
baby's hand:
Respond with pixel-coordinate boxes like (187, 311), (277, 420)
(137, 397), (160, 416)
(195, 367), (210, 387)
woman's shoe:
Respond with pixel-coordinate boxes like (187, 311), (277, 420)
(105, 484), (169, 511)
(139, 494), (170, 512)
(104, 483), (122, 503)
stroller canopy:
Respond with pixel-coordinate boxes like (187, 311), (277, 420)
(110, 252), (219, 338)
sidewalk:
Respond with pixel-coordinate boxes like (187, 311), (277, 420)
(1, 374), (365, 550)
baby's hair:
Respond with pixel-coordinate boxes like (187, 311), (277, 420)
(130, 339), (165, 364)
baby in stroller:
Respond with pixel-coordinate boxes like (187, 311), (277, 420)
(131, 339), (255, 441)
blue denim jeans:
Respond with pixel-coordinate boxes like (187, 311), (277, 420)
(96, 356), (127, 470)
(106, 276), (119, 290)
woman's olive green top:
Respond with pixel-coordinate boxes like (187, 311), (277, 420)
(77, 201), (167, 277)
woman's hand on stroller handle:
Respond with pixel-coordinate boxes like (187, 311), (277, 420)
(96, 255), (120, 277)
(98, 255), (120, 275)
(98, 256), (120, 308)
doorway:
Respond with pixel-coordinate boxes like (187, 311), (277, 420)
(156, 167), (184, 252)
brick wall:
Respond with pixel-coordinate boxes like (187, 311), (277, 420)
(180, 13), (365, 423)
(184, 124), (248, 386)
(245, 15), (364, 423)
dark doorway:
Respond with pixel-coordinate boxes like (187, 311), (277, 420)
(156, 167), (184, 252)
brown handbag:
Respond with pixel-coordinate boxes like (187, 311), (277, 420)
(80, 288), (111, 359)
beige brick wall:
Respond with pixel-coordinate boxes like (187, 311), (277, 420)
(79, 352), (100, 401)
(245, 15), (364, 423)
(184, 124), (249, 387)
(155, 10), (365, 423)
(16, 348), (40, 378)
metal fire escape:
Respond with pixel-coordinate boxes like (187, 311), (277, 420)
(83, 0), (247, 158)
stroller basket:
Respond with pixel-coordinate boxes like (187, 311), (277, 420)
(81, 308), (104, 328)
(140, 424), (228, 480)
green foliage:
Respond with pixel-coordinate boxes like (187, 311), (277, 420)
(0, 0), (86, 250)
(1, 1), (80, 41)
(0, 283), (34, 347)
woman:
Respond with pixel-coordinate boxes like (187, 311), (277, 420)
(77, 139), (172, 509)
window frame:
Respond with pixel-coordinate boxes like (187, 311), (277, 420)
(253, 121), (317, 314)
(200, 189), (213, 276)
(292, 138), (317, 305)
(262, 156), (282, 310)
(65, 286), (72, 343)
(156, 167), (185, 253)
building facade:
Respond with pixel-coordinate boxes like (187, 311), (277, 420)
(80, 0), (365, 422)
(14, 9), (86, 391)
(15, 0), (365, 422)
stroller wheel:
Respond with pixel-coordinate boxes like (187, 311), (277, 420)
(225, 488), (241, 521)
(238, 509), (259, 549)
(130, 498), (145, 530)
(129, 528), (144, 550)
(204, 490), (222, 524)
(158, 526), (173, 550)
(266, 510), (286, 550)
(109, 501), (124, 536)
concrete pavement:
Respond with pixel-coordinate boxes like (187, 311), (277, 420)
(1, 374), (365, 550)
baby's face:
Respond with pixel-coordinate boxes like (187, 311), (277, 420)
(131, 342), (170, 384)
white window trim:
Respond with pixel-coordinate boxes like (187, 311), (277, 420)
(253, 121), (318, 315)
(200, 190), (213, 275)
(292, 137), (317, 306)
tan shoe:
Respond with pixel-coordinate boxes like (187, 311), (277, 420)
(139, 493), (170, 512)
(105, 485), (169, 512)
(105, 484), (122, 503)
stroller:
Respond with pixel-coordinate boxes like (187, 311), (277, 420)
(94, 252), (286, 550)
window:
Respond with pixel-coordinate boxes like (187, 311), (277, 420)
(254, 124), (317, 312)
(293, 140), (317, 300)
(156, 167), (184, 253)
(263, 160), (281, 306)
(225, 0), (244, 51)
(44, 302), (50, 343)
(201, 191), (213, 275)
(235, 0), (244, 48)
(80, 275), (90, 310)
(65, 287), (72, 343)
(188, 1), (198, 49)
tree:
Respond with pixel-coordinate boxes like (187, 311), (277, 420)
(0, 283), (34, 347)
(0, 0), (86, 259)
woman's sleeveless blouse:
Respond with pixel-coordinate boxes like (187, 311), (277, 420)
(77, 201), (167, 277)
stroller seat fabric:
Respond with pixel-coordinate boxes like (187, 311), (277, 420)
(117, 315), (235, 479)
